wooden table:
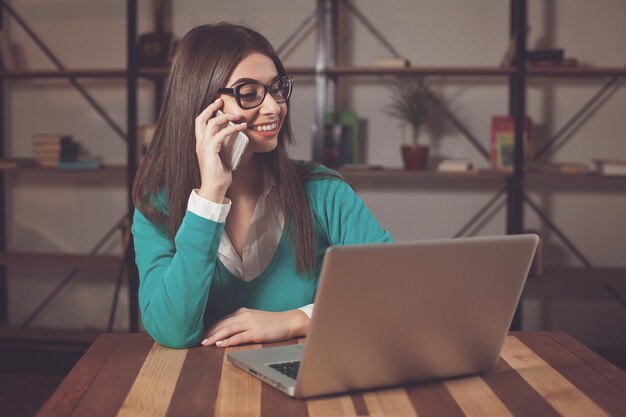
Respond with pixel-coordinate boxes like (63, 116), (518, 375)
(35, 331), (626, 417)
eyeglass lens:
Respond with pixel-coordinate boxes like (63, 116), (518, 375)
(238, 77), (291, 109)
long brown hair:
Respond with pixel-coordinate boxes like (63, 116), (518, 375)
(133, 22), (328, 273)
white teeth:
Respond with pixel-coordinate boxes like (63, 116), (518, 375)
(255, 122), (277, 132)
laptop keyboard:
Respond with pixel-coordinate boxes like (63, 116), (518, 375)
(268, 361), (300, 379)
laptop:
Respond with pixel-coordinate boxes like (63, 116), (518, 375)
(227, 234), (539, 398)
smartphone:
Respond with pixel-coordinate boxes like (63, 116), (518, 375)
(215, 110), (249, 170)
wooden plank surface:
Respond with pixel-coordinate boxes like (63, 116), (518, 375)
(36, 332), (626, 417)
(116, 342), (187, 417)
(214, 344), (262, 417)
(70, 334), (153, 417)
(500, 336), (611, 417)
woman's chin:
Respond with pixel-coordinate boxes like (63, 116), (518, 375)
(246, 133), (279, 154)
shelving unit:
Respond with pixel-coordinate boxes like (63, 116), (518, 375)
(0, 0), (624, 347)
(0, 0), (138, 342)
(310, 0), (626, 331)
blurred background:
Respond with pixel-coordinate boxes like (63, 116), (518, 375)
(1, 1), (625, 415)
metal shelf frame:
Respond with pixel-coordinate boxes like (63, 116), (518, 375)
(0, 0), (140, 332)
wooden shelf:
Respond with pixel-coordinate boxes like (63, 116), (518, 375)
(0, 252), (123, 268)
(340, 167), (503, 180)
(338, 168), (626, 188)
(0, 164), (127, 183)
(0, 68), (128, 80)
(0, 326), (103, 351)
(339, 168), (505, 190)
(525, 171), (626, 189)
(136, 66), (319, 78)
(538, 266), (626, 282)
(527, 67), (626, 77)
(132, 66), (514, 79)
(3, 66), (623, 81)
(0, 163), (125, 172)
(327, 66), (513, 76)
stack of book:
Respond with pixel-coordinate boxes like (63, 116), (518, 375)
(32, 134), (79, 167)
(527, 48), (578, 68)
(490, 115), (533, 172)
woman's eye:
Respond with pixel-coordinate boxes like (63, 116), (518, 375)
(240, 92), (257, 100)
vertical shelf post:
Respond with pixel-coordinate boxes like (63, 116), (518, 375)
(328, 0), (339, 114)
(154, 0), (171, 115)
(507, 0), (527, 236)
(313, 0), (327, 163)
(0, 5), (7, 325)
(508, 0), (527, 331)
(127, 0), (139, 332)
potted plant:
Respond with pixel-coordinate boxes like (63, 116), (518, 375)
(387, 77), (431, 170)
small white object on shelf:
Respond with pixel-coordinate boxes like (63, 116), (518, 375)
(437, 159), (473, 173)
(594, 159), (626, 176)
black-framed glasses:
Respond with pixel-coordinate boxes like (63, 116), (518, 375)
(218, 75), (293, 110)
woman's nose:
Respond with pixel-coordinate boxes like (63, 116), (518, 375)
(259, 93), (281, 115)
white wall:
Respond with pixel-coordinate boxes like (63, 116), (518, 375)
(3, 0), (626, 347)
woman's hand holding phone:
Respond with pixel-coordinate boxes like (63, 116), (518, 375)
(194, 98), (247, 203)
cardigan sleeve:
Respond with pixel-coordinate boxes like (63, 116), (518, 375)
(310, 176), (394, 246)
(132, 208), (224, 348)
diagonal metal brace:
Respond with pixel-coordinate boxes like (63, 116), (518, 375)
(0, 1), (127, 142)
(426, 89), (491, 161)
(454, 185), (507, 238)
(21, 213), (128, 327)
(535, 76), (620, 161)
(338, 0), (403, 59)
(522, 192), (592, 268)
(277, 10), (318, 56)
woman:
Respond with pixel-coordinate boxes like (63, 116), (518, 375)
(132, 22), (392, 349)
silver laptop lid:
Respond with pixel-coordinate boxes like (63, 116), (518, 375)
(295, 234), (538, 397)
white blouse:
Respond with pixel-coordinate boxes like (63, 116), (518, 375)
(186, 176), (314, 319)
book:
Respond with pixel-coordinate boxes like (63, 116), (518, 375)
(526, 48), (565, 62)
(0, 30), (15, 70)
(57, 159), (103, 170)
(594, 159), (626, 176)
(31, 134), (74, 146)
(340, 164), (384, 171)
(31, 134), (79, 167)
(534, 162), (590, 175)
(528, 58), (578, 68)
(437, 159), (473, 173)
(325, 111), (360, 164)
(373, 57), (411, 68)
(0, 158), (38, 169)
(137, 32), (174, 67)
(490, 115), (533, 171)
(312, 123), (352, 169)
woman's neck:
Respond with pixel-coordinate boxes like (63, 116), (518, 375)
(227, 153), (263, 200)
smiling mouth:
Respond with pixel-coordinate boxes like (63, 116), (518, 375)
(249, 122), (278, 132)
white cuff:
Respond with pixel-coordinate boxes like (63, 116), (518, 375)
(187, 189), (231, 223)
(298, 303), (314, 319)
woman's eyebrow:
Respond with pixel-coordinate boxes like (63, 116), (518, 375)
(229, 74), (280, 87)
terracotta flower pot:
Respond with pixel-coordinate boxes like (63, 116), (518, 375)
(401, 145), (429, 170)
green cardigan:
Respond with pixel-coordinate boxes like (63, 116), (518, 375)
(132, 169), (393, 348)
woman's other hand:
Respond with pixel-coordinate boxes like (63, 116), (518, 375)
(201, 308), (309, 347)
(194, 98), (247, 203)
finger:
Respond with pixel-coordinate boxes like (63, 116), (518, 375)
(216, 331), (254, 348)
(203, 122), (248, 154)
(202, 322), (247, 346)
(195, 98), (224, 143)
(205, 112), (244, 138)
(202, 308), (252, 341)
